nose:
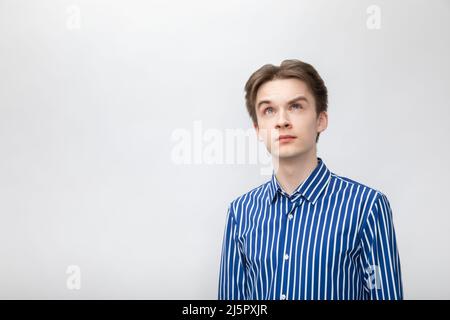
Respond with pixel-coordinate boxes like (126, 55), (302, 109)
(275, 109), (291, 129)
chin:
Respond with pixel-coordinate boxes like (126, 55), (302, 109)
(271, 149), (303, 159)
(279, 152), (303, 160)
(268, 141), (312, 158)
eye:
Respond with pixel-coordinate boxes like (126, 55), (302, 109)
(263, 107), (274, 115)
(290, 103), (303, 110)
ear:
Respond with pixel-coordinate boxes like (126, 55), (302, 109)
(317, 111), (328, 133)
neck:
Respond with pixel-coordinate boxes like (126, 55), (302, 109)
(273, 149), (318, 196)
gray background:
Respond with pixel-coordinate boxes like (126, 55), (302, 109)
(1, 0), (449, 299)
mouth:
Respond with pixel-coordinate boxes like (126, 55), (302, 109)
(278, 135), (297, 143)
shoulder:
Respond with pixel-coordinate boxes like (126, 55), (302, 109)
(329, 172), (395, 228)
(329, 171), (386, 203)
(227, 181), (270, 218)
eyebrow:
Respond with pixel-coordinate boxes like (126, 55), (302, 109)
(257, 95), (309, 109)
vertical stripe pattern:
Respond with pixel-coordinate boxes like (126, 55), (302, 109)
(218, 157), (403, 300)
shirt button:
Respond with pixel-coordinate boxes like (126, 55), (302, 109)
(281, 294), (286, 300)
(288, 214), (293, 220)
(284, 254), (289, 260)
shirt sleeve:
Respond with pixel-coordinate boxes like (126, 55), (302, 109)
(218, 203), (247, 300)
(359, 192), (404, 300)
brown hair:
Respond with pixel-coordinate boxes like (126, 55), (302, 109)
(244, 59), (328, 142)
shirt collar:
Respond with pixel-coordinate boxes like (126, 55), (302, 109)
(265, 157), (332, 206)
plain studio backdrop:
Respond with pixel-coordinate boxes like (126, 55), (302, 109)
(1, 0), (449, 299)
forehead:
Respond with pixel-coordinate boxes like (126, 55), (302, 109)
(256, 78), (313, 104)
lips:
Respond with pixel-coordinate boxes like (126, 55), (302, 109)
(278, 135), (297, 141)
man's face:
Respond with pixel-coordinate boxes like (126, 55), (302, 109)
(254, 78), (327, 160)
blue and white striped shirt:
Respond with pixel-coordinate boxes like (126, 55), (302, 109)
(218, 157), (403, 300)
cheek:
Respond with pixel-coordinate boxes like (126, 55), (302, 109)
(258, 128), (277, 151)
(256, 121), (270, 137)
(297, 118), (318, 139)
(260, 128), (274, 144)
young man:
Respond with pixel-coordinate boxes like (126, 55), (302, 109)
(218, 59), (403, 300)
